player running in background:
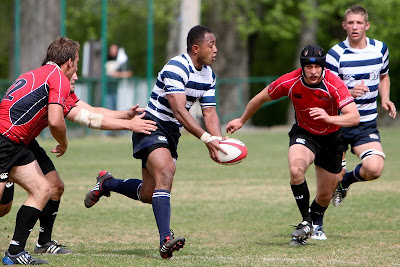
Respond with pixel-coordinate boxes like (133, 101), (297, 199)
(226, 44), (360, 246)
(325, 5), (396, 209)
(0, 36), (79, 265)
(84, 25), (226, 258)
(0, 72), (157, 255)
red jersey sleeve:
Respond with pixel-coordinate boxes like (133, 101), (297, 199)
(63, 92), (79, 116)
(325, 70), (354, 109)
(47, 67), (70, 106)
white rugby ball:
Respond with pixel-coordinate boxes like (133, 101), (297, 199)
(218, 138), (247, 165)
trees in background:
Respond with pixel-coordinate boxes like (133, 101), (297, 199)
(0, 0), (399, 125)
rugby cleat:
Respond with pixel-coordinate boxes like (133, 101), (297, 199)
(84, 170), (112, 208)
(289, 236), (308, 247)
(159, 230), (185, 259)
(311, 225), (327, 240)
(2, 251), (48, 265)
(34, 240), (73, 254)
(332, 182), (350, 207)
(292, 221), (313, 238)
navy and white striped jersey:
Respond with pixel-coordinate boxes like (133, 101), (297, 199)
(326, 37), (389, 122)
(146, 53), (216, 126)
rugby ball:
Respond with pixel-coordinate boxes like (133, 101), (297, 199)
(218, 138), (247, 165)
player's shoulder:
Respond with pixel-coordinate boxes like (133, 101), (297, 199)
(327, 41), (347, 59)
(323, 69), (347, 89)
(368, 38), (388, 54)
(324, 69), (342, 82)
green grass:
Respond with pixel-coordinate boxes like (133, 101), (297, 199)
(1, 127), (400, 266)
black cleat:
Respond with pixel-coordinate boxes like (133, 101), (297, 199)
(159, 230), (185, 259)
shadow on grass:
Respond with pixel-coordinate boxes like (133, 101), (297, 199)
(96, 248), (159, 258)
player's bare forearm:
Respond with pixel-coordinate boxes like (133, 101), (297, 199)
(48, 104), (68, 156)
(167, 93), (208, 139)
(77, 100), (139, 119)
(311, 102), (359, 127)
(378, 74), (391, 102)
(241, 87), (272, 124)
(203, 107), (222, 136)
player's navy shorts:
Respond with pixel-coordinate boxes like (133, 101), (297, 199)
(0, 134), (36, 182)
(28, 139), (56, 175)
(342, 120), (381, 152)
(289, 124), (345, 174)
(132, 112), (181, 168)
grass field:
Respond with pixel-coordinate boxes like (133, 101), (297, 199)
(1, 126), (399, 266)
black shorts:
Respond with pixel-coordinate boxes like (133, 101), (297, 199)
(0, 134), (36, 182)
(342, 120), (381, 153)
(28, 139), (56, 175)
(289, 124), (344, 174)
(132, 112), (181, 168)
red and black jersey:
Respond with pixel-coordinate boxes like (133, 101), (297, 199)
(268, 68), (354, 135)
(64, 92), (79, 117)
(0, 64), (70, 145)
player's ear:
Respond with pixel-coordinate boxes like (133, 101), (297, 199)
(342, 21), (346, 30)
(192, 44), (200, 54)
(365, 21), (370, 31)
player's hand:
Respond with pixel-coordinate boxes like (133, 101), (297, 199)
(382, 99), (397, 118)
(350, 80), (369, 98)
(126, 104), (146, 119)
(206, 138), (227, 163)
(51, 144), (67, 157)
(309, 107), (332, 123)
(129, 112), (157, 134)
(226, 118), (243, 134)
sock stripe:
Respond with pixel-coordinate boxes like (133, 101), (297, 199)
(152, 192), (171, 198)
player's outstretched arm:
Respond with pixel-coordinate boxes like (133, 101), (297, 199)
(66, 106), (157, 134)
(76, 100), (143, 119)
(226, 86), (273, 134)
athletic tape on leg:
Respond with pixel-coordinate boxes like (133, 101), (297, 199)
(359, 149), (386, 161)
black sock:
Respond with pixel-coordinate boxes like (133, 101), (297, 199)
(310, 199), (328, 226)
(38, 200), (60, 245)
(8, 205), (41, 255)
(291, 180), (311, 223)
(0, 181), (14, 204)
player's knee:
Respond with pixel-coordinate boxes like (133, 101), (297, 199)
(363, 165), (383, 180)
(52, 180), (65, 198)
(316, 192), (332, 205)
(0, 203), (12, 217)
(289, 165), (306, 183)
(140, 196), (152, 204)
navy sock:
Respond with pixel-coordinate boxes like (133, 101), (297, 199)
(152, 190), (171, 245)
(102, 178), (142, 200)
(310, 199), (328, 226)
(342, 164), (365, 188)
(8, 205), (41, 255)
(290, 180), (311, 223)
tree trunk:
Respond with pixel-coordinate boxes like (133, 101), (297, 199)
(204, 1), (249, 124)
(20, 0), (60, 73)
(287, 0), (318, 125)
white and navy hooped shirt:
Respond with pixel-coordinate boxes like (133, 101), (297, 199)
(146, 53), (216, 126)
(326, 37), (389, 122)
